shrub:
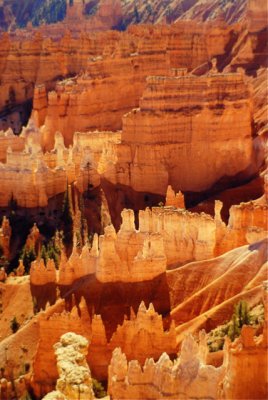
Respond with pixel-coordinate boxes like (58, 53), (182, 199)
(10, 317), (20, 333)
(92, 378), (107, 399)
(20, 246), (36, 274)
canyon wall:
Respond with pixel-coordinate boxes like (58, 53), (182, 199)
(32, 299), (177, 391)
(114, 69), (258, 195)
(108, 281), (268, 399)
(29, 192), (267, 286)
(0, 0), (252, 34)
(30, 21), (235, 148)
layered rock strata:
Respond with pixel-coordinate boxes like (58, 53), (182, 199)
(0, 128), (25, 162)
(115, 69), (259, 195)
(168, 238), (268, 333)
(27, 21), (236, 148)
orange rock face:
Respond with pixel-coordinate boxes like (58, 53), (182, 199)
(115, 70), (260, 195)
(0, 2), (267, 399)
(0, 216), (11, 258)
(108, 308), (268, 400)
(108, 332), (225, 400)
(31, 299), (177, 392)
(28, 21), (236, 149)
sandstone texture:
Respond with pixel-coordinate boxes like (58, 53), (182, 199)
(114, 69), (260, 195)
(0, 2), (267, 400)
(108, 282), (268, 399)
(108, 332), (225, 400)
(43, 332), (94, 400)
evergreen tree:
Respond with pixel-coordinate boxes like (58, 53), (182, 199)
(227, 314), (240, 341)
(134, 4), (140, 23)
(8, 193), (18, 212)
(0, 245), (8, 271)
(227, 300), (251, 341)
(236, 300), (251, 327)
(92, 378), (107, 399)
(20, 246), (36, 274)
(40, 237), (61, 267)
(10, 317), (20, 333)
(79, 195), (89, 246)
(61, 185), (73, 251)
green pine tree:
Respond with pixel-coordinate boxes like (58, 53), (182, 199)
(20, 246), (36, 274)
(134, 4), (141, 23)
(61, 185), (73, 251)
(227, 300), (251, 341)
(236, 300), (250, 328)
(10, 317), (20, 333)
(227, 314), (240, 341)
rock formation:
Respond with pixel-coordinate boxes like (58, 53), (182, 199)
(108, 332), (226, 399)
(109, 281), (268, 399)
(58, 241), (97, 285)
(0, 128), (25, 162)
(43, 332), (94, 400)
(169, 238), (267, 333)
(30, 259), (57, 286)
(0, 375), (30, 400)
(32, 299), (177, 389)
(0, 2), (267, 400)
(138, 207), (217, 266)
(108, 301), (177, 364)
(0, 0), (253, 34)
(56, 205), (218, 284)
(30, 195), (267, 286)
(0, 128), (69, 207)
(28, 21), (236, 148)
(217, 199), (268, 254)
(0, 216), (11, 258)
(220, 280), (268, 399)
(165, 185), (185, 209)
(114, 69), (260, 195)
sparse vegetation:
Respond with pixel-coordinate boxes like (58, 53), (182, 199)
(207, 301), (264, 352)
(10, 317), (20, 333)
(40, 235), (61, 267)
(32, 297), (39, 315)
(61, 185), (73, 252)
(0, 245), (8, 271)
(134, 4), (141, 23)
(14, 0), (67, 28)
(19, 246), (36, 274)
(92, 378), (107, 399)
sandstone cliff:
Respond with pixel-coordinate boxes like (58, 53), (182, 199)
(108, 281), (268, 399)
(30, 21), (235, 148)
(32, 299), (177, 390)
(114, 69), (260, 195)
